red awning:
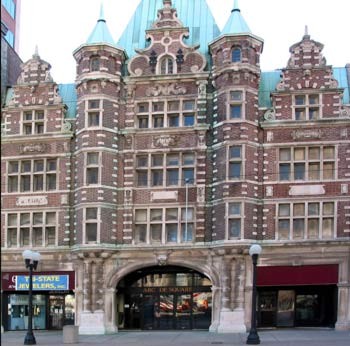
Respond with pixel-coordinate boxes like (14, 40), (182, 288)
(257, 264), (338, 286)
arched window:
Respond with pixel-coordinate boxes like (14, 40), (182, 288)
(160, 56), (174, 74)
(232, 48), (241, 63)
(90, 56), (100, 72)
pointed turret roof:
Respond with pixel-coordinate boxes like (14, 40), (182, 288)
(86, 3), (115, 45)
(221, 0), (251, 35)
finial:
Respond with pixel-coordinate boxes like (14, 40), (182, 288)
(163, 0), (172, 8)
(303, 25), (310, 40)
(98, 2), (105, 22)
(32, 45), (39, 58)
(232, 0), (240, 12)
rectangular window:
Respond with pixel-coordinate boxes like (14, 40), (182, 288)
(87, 99), (101, 127)
(85, 207), (99, 243)
(228, 202), (242, 239)
(136, 99), (196, 129)
(86, 153), (99, 185)
(277, 202), (335, 240)
(136, 152), (195, 187)
(22, 110), (45, 135)
(228, 146), (242, 179)
(134, 207), (195, 244)
(6, 212), (57, 248)
(279, 146), (335, 181)
(7, 159), (58, 193)
(229, 90), (243, 119)
(294, 94), (320, 120)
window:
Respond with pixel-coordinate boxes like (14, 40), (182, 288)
(2, 0), (15, 18)
(279, 146), (335, 181)
(134, 207), (195, 244)
(228, 202), (242, 239)
(160, 56), (174, 74)
(90, 57), (100, 72)
(6, 212), (57, 248)
(7, 159), (58, 193)
(294, 94), (320, 120)
(84, 207), (99, 243)
(4, 29), (14, 47)
(229, 90), (243, 119)
(86, 99), (101, 127)
(86, 152), (99, 185)
(232, 48), (241, 62)
(136, 152), (195, 187)
(277, 202), (335, 240)
(22, 110), (44, 135)
(136, 99), (196, 129)
(228, 146), (242, 179)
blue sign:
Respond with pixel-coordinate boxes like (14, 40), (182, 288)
(16, 275), (69, 291)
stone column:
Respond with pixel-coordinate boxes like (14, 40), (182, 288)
(105, 288), (118, 333)
(335, 258), (350, 330)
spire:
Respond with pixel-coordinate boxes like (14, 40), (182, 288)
(32, 45), (39, 58)
(221, 0), (251, 35)
(303, 25), (310, 40)
(86, 2), (115, 45)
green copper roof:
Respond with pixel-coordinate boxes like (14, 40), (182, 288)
(333, 67), (350, 104)
(117, 0), (220, 58)
(221, 0), (251, 35)
(58, 83), (77, 118)
(87, 4), (115, 45)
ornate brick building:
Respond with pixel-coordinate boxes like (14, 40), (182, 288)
(1, 0), (349, 334)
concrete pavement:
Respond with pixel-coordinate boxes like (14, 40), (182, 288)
(2, 329), (350, 346)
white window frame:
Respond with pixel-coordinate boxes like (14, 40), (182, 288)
(276, 201), (336, 240)
(83, 207), (101, 244)
(227, 89), (245, 120)
(84, 152), (101, 186)
(134, 207), (195, 245)
(227, 144), (244, 180)
(21, 109), (46, 135)
(292, 93), (322, 120)
(5, 211), (58, 248)
(226, 202), (244, 239)
(85, 99), (103, 129)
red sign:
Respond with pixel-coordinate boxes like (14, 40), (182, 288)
(1, 271), (75, 291)
(257, 264), (338, 286)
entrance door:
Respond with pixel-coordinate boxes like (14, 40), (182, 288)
(48, 296), (64, 329)
(159, 294), (175, 329)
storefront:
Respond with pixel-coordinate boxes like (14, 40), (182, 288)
(116, 266), (212, 330)
(256, 264), (338, 328)
(1, 271), (75, 331)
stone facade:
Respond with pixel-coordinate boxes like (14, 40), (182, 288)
(1, 0), (349, 334)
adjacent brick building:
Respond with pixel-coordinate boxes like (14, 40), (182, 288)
(1, 0), (349, 334)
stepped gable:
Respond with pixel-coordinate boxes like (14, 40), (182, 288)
(276, 29), (340, 92)
(128, 0), (206, 76)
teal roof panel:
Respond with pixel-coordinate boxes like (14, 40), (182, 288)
(221, 1), (251, 36)
(87, 5), (115, 45)
(259, 71), (281, 108)
(58, 83), (77, 118)
(333, 67), (350, 104)
(117, 0), (220, 59)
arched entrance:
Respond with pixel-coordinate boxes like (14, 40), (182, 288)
(116, 265), (212, 330)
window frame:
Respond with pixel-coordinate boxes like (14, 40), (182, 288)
(85, 99), (102, 128)
(7, 159), (58, 193)
(231, 47), (242, 63)
(227, 89), (245, 120)
(22, 110), (45, 135)
(226, 202), (243, 239)
(85, 152), (101, 186)
(276, 201), (335, 240)
(6, 211), (58, 248)
(136, 152), (196, 187)
(159, 55), (175, 75)
(83, 207), (101, 244)
(227, 145), (243, 180)
(293, 93), (321, 120)
(134, 207), (195, 245)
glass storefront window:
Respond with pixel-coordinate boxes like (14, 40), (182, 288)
(7, 294), (46, 330)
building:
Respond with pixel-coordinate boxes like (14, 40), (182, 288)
(1, 0), (349, 334)
(1, 0), (22, 106)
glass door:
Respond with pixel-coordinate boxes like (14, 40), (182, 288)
(258, 291), (277, 327)
(176, 294), (191, 329)
(276, 290), (295, 327)
(48, 295), (64, 329)
(159, 294), (175, 329)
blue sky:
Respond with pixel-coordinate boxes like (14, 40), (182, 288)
(19, 0), (350, 83)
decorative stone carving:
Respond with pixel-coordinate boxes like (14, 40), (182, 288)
(198, 82), (207, 97)
(153, 135), (178, 148)
(16, 196), (48, 206)
(340, 128), (348, 138)
(62, 120), (72, 133)
(289, 185), (325, 196)
(61, 195), (69, 205)
(19, 143), (48, 154)
(198, 132), (206, 147)
(263, 109), (275, 121)
(266, 186), (273, 197)
(340, 108), (350, 117)
(291, 129), (322, 140)
(124, 189), (133, 205)
(156, 253), (168, 266)
(266, 131), (274, 142)
(151, 191), (178, 201)
(146, 83), (186, 97)
(197, 186), (205, 203)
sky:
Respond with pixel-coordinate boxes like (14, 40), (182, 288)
(19, 0), (350, 84)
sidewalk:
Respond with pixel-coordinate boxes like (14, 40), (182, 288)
(2, 329), (350, 346)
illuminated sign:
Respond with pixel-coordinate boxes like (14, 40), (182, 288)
(15, 275), (69, 291)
